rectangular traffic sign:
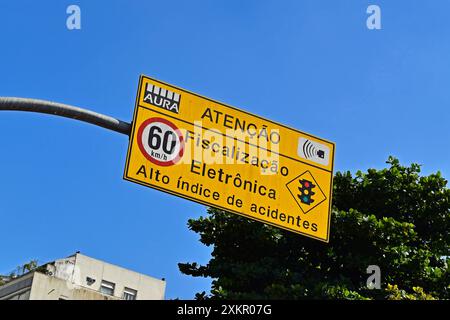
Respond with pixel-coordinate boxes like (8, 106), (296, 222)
(124, 75), (335, 242)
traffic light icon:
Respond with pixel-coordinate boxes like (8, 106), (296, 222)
(286, 171), (327, 214)
(298, 179), (315, 205)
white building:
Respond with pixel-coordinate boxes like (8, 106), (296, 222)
(0, 252), (166, 300)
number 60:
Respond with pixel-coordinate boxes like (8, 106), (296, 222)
(148, 125), (177, 154)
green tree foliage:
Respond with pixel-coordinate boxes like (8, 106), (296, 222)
(179, 157), (449, 299)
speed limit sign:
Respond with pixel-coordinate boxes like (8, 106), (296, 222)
(125, 76), (336, 242)
(136, 117), (185, 166)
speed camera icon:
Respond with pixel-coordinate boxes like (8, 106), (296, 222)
(297, 137), (330, 166)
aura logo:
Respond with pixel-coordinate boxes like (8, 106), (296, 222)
(286, 171), (327, 214)
(144, 83), (181, 114)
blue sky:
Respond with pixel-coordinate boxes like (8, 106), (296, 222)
(0, 0), (449, 299)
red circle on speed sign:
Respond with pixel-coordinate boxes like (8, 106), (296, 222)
(137, 117), (185, 166)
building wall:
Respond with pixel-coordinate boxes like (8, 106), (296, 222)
(1, 253), (166, 300)
(46, 253), (166, 300)
(8, 290), (30, 300)
(0, 273), (33, 300)
(29, 272), (118, 300)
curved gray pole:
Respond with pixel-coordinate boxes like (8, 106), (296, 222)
(0, 97), (131, 136)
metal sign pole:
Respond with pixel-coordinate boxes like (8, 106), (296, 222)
(0, 97), (131, 136)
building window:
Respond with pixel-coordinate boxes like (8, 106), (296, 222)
(122, 287), (137, 300)
(100, 280), (115, 296)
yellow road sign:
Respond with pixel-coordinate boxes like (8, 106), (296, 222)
(124, 75), (335, 242)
